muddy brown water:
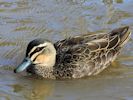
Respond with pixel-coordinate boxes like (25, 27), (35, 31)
(0, 0), (133, 100)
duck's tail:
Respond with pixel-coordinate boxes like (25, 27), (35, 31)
(109, 26), (131, 47)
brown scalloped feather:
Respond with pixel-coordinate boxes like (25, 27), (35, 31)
(53, 26), (131, 79)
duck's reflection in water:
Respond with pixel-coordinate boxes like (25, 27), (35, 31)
(12, 76), (54, 100)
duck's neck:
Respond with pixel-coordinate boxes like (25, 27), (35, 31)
(34, 65), (56, 79)
(44, 43), (56, 67)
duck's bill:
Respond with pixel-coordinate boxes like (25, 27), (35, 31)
(14, 57), (32, 73)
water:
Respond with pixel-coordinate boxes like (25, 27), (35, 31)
(0, 0), (133, 100)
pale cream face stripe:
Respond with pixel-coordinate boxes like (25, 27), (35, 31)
(30, 49), (44, 61)
(28, 43), (48, 57)
(28, 43), (50, 61)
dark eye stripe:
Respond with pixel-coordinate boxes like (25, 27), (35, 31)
(29, 47), (45, 57)
(33, 54), (38, 62)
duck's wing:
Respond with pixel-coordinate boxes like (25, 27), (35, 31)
(54, 26), (130, 77)
(54, 26), (130, 49)
(54, 26), (130, 66)
(55, 26), (130, 54)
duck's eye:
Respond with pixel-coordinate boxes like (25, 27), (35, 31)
(29, 46), (46, 57)
(36, 47), (44, 52)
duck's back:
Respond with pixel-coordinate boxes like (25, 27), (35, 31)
(53, 26), (131, 79)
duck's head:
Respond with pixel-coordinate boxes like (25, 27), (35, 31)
(14, 39), (56, 73)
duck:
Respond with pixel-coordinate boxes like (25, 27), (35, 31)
(14, 26), (131, 79)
